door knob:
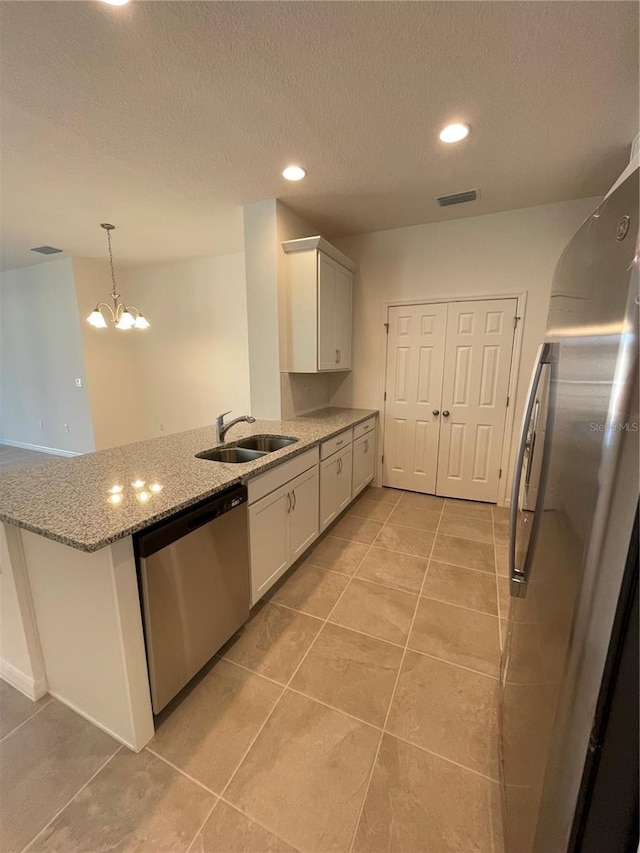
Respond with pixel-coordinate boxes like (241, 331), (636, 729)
(432, 410), (440, 416)
(442, 410), (450, 417)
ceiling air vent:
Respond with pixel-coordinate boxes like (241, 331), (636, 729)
(30, 245), (63, 255)
(436, 188), (479, 207)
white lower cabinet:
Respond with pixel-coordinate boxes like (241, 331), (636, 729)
(249, 484), (290, 605)
(249, 464), (319, 605)
(320, 445), (353, 532)
(352, 432), (375, 497)
(248, 419), (377, 603)
(289, 465), (321, 562)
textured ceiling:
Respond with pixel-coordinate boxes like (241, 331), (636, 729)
(1, 1), (638, 271)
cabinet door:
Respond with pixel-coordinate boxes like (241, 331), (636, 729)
(335, 446), (353, 513)
(361, 433), (375, 489)
(317, 253), (338, 371)
(289, 466), (320, 562)
(352, 433), (375, 498)
(334, 264), (353, 370)
(320, 455), (339, 532)
(249, 484), (290, 605)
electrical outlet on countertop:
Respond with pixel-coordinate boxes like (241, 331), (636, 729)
(64, 424), (69, 433)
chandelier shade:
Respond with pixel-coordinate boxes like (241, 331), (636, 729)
(87, 224), (150, 330)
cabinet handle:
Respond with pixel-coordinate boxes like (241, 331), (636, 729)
(442, 410), (450, 417)
(336, 439), (344, 447)
(335, 349), (339, 364)
(286, 492), (292, 513)
(292, 489), (296, 510)
(432, 410), (440, 416)
(364, 439), (369, 453)
(337, 457), (342, 474)
(338, 349), (341, 363)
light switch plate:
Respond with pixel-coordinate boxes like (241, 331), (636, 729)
(75, 378), (82, 388)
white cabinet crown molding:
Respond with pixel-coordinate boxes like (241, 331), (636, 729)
(281, 236), (358, 272)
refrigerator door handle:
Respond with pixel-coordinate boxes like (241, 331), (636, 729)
(509, 342), (551, 597)
(524, 400), (540, 488)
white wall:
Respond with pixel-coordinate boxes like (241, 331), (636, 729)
(120, 253), (250, 440)
(73, 258), (145, 450)
(243, 200), (281, 419)
(0, 258), (95, 454)
(332, 196), (600, 495)
(74, 254), (250, 449)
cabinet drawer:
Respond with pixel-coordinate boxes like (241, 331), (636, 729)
(320, 428), (353, 460)
(353, 417), (376, 441)
(247, 447), (319, 504)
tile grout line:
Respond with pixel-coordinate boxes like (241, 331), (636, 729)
(147, 749), (302, 853)
(402, 646), (501, 682)
(0, 695), (53, 744)
(20, 746), (122, 853)
(185, 799), (219, 853)
(145, 746), (222, 798)
(218, 794), (305, 853)
(310, 544), (499, 576)
(272, 589), (501, 643)
(347, 498), (446, 853)
(270, 600), (407, 650)
(384, 729), (502, 785)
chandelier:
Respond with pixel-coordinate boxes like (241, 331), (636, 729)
(87, 224), (150, 330)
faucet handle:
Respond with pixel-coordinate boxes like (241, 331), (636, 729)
(217, 410), (232, 422)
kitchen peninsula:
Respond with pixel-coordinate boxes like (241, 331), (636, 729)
(0, 407), (377, 751)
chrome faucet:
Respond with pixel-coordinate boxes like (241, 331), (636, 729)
(215, 410), (256, 444)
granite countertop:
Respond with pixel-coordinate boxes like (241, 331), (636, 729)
(0, 407), (377, 552)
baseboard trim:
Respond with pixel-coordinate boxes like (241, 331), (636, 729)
(48, 691), (140, 752)
(0, 659), (48, 701)
(0, 439), (81, 458)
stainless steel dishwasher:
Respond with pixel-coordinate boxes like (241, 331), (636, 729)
(134, 485), (249, 714)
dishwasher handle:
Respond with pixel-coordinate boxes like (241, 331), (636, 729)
(135, 484), (247, 559)
(186, 509), (222, 532)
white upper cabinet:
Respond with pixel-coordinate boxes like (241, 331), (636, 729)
(282, 236), (356, 373)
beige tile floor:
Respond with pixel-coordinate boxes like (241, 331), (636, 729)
(0, 486), (508, 853)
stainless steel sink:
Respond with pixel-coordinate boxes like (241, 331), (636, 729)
(196, 447), (267, 464)
(236, 435), (298, 452)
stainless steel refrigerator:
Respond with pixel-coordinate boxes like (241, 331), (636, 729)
(500, 164), (639, 853)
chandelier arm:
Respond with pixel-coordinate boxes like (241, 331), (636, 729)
(95, 302), (117, 322)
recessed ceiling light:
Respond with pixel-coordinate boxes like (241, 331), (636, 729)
(282, 165), (307, 181)
(100, 0), (131, 6)
(439, 123), (470, 144)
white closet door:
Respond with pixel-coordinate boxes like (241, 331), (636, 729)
(383, 303), (447, 493)
(437, 299), (517, 502)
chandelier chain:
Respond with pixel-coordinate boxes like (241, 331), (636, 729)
(106, 229), (118, 299)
